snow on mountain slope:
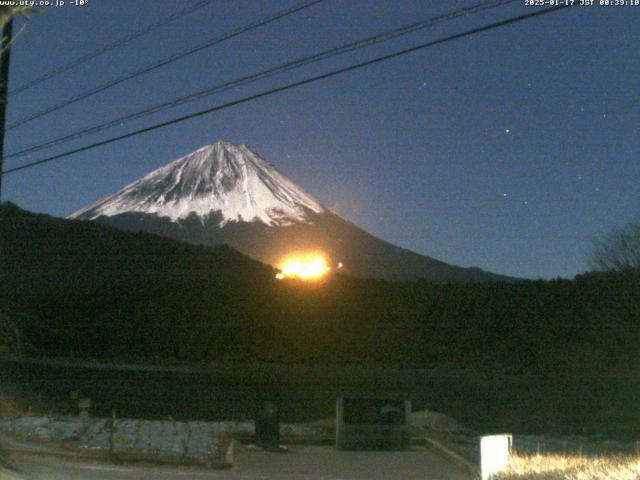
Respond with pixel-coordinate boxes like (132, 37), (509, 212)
(69, 141), (325, 226)
(68, 140), (516, 283)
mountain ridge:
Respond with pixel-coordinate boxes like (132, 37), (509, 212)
(70, 141), (324, 227)
(70, 141), (516, 283)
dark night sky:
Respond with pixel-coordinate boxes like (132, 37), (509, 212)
(3, 0), (638, 279)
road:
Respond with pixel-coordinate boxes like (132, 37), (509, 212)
(1, 445), (472, 480)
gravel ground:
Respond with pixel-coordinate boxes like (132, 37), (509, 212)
(2, 444), (472, 480)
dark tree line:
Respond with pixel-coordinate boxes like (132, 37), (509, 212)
(3, 203), (640, 435)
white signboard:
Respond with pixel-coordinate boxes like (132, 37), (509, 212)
(480, 434), (512, 480)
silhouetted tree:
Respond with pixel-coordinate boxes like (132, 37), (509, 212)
(0, 310), (27, 357)
(0, 5), (38, 46)
(590, 222), (640, 272)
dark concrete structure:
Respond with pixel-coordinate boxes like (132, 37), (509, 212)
(336, 397), (411, 450)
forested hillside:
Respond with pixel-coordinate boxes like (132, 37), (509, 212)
(2, 202), (638, 373)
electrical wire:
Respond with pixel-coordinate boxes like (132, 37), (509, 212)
(2, 5), (574, 176)
(4, 0), (518, 161)
(6, 0), (327, 130)
(10, 0), (218, 96)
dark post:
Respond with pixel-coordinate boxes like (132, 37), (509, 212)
(109, 408), (117, 458)
(255, 400), (280, 450)
(0, 15), (13, 201)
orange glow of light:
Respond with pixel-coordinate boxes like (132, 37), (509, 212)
(276, 253), (331, 280)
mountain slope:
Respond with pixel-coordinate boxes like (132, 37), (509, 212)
(1, 202), (273, 294)
(70, 142), (324, 227)
(3, 203), (640, 438)
(70, 141), (513, 283)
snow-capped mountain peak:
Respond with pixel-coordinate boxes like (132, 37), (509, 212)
(69, 141), (325, 226)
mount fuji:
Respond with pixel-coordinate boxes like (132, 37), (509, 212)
(70, 141), (510, 283)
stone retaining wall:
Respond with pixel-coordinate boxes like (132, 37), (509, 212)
(0, 416), (326, 459)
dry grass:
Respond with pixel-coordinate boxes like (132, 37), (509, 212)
(0, 391), (25, 417)
(496, 452), (640, 480)
(0, 384), (36, 417)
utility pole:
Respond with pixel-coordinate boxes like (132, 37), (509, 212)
(0, 15), (13, 202)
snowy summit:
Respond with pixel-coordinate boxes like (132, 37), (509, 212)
(68, 140), (511, 282)
(69, 141), (325, 226)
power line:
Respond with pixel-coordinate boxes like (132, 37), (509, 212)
(10, 0), (218, 96)
(2, 5), (574, 177)
(6, 0), (327, 130)
(5, 0), (518, 162)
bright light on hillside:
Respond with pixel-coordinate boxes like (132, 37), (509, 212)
(276, 253), (331, 280)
